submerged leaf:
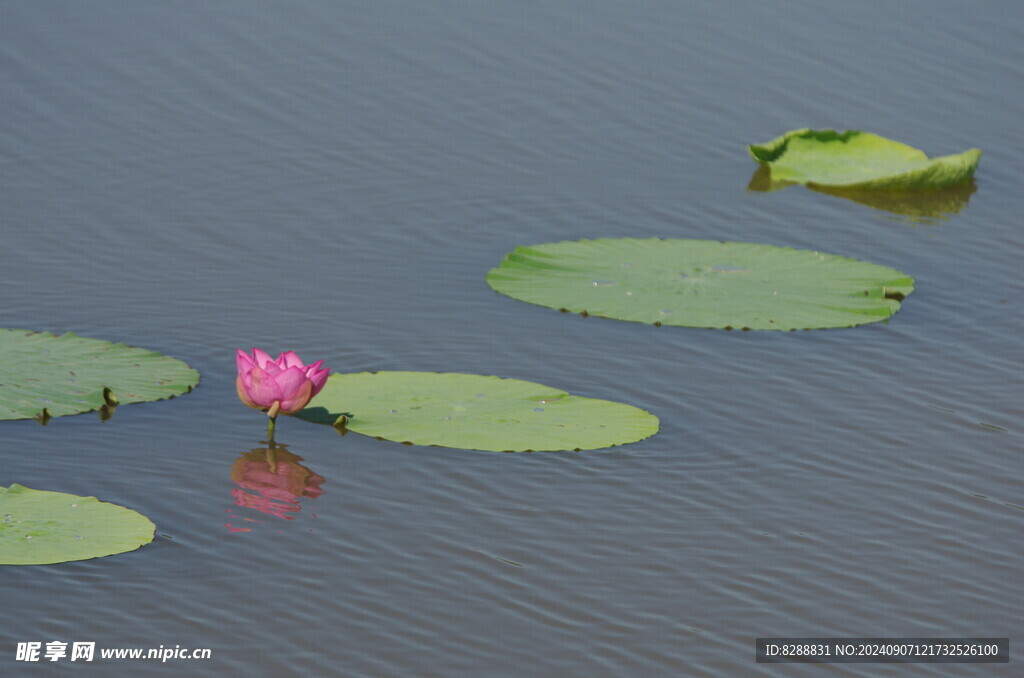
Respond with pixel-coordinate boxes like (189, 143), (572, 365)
(748, 129), (980, 190)
(487, 238), (914, 330)
(0, 329), (199, 421)
(296, 371), (659, 452)
(0, 484), (155, 565)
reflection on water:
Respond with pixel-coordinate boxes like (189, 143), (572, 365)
(746, 166), (797, 193)
(810, 181), (977, 221)
(748, 167), (976, 220)
(228, 443), (325, 525)
(97, 402), (117, 422)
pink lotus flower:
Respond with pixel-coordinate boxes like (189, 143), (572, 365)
(235, 348), (330, 416)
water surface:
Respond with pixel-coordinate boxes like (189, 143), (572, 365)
(2, 1), (1021, 675)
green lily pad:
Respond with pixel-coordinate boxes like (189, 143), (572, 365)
(0, 484), (155, 565)
(748, 129), (980, 189)
(0, 329), (199, 422)
(296, 371), (659, 452)
(486, 238), (914, 330)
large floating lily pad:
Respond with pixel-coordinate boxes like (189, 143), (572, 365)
(0, 329), (199, 422)
(297, 371), (659, 452)
(0, 484), (155, 565)
(748, 129), (980, 190)
(486, 238), (914, 330)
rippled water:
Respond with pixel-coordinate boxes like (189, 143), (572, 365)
(2, 1), (1021, 675)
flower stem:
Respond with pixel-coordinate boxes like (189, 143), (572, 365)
(265, 401), (282, 445)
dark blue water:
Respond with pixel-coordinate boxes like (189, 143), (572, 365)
(2, 1), (1021, 675)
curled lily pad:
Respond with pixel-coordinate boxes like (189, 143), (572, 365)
(486, 238), (914, 330)
(0, 329), (199, 422)
(748, 129), (980, 190)
(296, 371), (659, 452)
(0, 484), (155, 565)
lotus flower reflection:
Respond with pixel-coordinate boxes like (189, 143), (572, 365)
(230, 446), (325, 522)
(236, 349), (329, 436)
